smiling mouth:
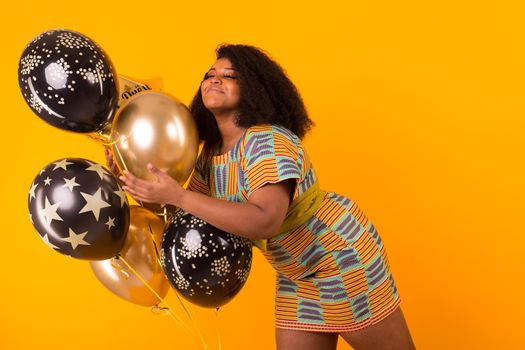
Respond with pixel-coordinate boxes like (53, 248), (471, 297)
(207, 87), (223, 93)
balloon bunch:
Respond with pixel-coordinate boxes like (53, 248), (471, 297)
(20, 29), (252, 312)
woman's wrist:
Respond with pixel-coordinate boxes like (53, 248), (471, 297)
(171, 186), (187, 209)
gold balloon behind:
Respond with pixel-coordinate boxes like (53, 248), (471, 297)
(109, 91), (199, 185)
(90, 206), (169, 306)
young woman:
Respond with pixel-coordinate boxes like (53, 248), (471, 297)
(111, 44), (415, 350)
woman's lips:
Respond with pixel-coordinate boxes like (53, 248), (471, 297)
(206, 87), (223, 94)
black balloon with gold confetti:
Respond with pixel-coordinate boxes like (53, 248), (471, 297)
(18, 29), (118, 133)
(160, 211), (253, 308)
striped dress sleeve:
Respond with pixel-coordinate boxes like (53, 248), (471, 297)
(186, 156), (210, 196)
(242, 126), (303, 198)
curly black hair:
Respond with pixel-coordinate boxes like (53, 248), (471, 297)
(189, 44), (314, 171)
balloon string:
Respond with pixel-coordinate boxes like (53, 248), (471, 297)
(112, 138), (129, 172)
(119, 257), (210, 350)
(215, 308), (222, 350)
(112, 140), (147, 209)
(116, 255), (188, 331)
(171, 284), (209, 350)
(110, 257), (130, 279)
(147, 225), (209, 350)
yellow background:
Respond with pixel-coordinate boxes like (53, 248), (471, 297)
(1, 1), (523, 349)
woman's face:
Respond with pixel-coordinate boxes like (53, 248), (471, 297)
(200, 57), (241, 115)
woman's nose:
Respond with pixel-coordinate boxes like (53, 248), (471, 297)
(210, 75), (221, 84)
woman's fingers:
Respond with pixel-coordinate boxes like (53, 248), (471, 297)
(120, 172), (152, 194)
(122, 171), (148, 186)
(121, 184), (140, 197)
(119, 168), (175, 205)
(122, 185), (150, 203)
(147, 163), (164, 179)
(125, 192), (147, 203)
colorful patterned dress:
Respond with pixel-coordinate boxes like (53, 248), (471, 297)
(188, 124), (400, 332)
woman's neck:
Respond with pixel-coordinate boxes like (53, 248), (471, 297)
(214, 114), (246, 154)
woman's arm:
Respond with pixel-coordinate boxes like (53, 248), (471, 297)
(178, 179), (292, 239)
(120, 163), (292, 240)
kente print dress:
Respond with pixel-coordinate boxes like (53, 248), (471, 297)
(187, 124), (400, 332)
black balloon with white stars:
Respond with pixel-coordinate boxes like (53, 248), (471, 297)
(160, 211), (253, 308)
(18, 29), (118, 133)
(28, 158), (130, 260)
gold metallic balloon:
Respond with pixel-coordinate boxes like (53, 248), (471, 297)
(86, 75), (164, 144)
(90, 206), (169, 306)
(110, 91), (199, 184)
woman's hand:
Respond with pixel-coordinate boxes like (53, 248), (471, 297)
(119, 163), (185, 206)
(104, 148), (121, 179)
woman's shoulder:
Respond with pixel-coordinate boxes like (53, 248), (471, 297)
(244, 124), (300, 144)
(241, 124), (304, 164)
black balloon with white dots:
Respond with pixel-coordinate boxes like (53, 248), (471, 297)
(160, 211), (253, 308)
(28, 158), (129, 260)
(18, 29), (118, 133)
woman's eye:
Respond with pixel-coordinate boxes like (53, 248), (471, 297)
(202, 73), (237, 80)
